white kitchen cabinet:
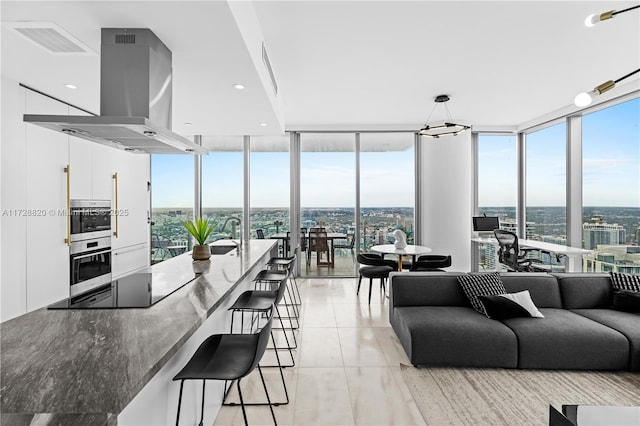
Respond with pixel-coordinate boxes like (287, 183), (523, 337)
(91, 143), (117, 201)
(111, 149), (149, 270)
(112, 243), (149, 279)
(24, 90), (70, 311)
(68, 137), (93, 200)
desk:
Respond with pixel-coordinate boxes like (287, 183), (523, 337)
(471, 237), (591, 272)
(370, 244), (432, 272)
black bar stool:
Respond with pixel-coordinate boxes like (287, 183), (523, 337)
(266, 254), (302, 308)
(231, 271), (297, 360)
(252, 269), (300, 332)
(173, 313), (277, 426)
(224, 272), (292, 409)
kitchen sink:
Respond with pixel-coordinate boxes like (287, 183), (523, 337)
(209, 245), (237, 255)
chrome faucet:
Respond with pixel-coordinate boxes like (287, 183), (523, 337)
(220, 216), (242, 251)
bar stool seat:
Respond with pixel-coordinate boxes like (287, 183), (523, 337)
(230, 290), (278, 312)
(173, 315), (276, 426)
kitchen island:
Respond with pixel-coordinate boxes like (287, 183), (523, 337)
(0, 239), (277, 425)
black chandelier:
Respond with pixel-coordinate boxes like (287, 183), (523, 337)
(418, 95), (470, 138)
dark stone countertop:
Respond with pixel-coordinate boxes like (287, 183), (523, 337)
(0, 240), (276, 425)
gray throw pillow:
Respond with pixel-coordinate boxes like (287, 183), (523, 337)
(457, 272), (507, 316)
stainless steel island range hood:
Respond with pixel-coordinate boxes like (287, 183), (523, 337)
(24, 28), (206, 154)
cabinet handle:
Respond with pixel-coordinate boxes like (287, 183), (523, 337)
(64, 164), (70, 245)
(113, 172), (119, 238)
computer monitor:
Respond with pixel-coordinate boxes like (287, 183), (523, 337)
(472, 216), (499, 232)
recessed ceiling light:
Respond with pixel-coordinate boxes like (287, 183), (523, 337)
(65, 84), (77, 89)
(233, 84), (245, 90)
(259, 123), (268, 127)
(184, 122), (193, 126)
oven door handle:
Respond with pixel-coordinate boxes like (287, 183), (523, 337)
(71, 249), (112, 261)
(113, 172), (119, 239)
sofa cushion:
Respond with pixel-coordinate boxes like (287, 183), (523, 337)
(479, 290), (545, 320)
(610, 271), (640, 292)
(612, 290), (640, 313)
(501, 273), (562, 308)
(554, 273), (612, 309)
(571, 308), (640, 371)
(390, 272), (469, 307)
(502, 308), (629, 370)
(457, 272), (507, 316)
(391, 306), (518, 368)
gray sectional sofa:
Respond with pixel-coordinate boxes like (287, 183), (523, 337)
(389, 272), (640, 371)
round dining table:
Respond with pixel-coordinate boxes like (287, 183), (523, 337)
(370, 244), (432, 272)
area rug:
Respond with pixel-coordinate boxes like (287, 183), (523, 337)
(400, 364), (640, 425)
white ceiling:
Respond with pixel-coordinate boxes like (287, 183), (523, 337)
(2, 1), (639, 139)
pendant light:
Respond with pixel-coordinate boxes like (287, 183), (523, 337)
(418, 95), (470, 138)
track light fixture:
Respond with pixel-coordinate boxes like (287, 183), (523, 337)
(575, 5), (640, 107)
(574, 68), (640, 107)
(584, 4), (639, 26)
(418, 95), (470, 138)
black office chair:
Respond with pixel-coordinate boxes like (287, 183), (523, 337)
(256, 229), (265, 239)
(410, 255), (452, 271)
(493, 229), (545, 272)
(173, 313), (277, 426)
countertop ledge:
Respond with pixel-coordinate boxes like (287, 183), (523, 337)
(0, 240), (276, 424)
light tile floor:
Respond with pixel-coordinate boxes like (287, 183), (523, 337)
(214, 277), (426, 426)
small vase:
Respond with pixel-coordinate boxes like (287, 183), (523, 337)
(192, 259), (211, 274)
(192, 244), (211, 260)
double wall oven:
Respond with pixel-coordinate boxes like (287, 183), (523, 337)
(69, 200), (112, 297)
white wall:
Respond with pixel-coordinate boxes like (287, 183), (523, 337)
(419, 132), (472, 271)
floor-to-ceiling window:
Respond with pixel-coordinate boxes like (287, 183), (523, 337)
(476, 134), (518, 270)
(202, 136), (244, 242)
(300, 133), (355, 276)
(150, 154), (194, 263)
(525, 122), (567, 270)
(582, 97), (640, 274)
(360, 133), (415, 253)
(250, 135), (290, 254)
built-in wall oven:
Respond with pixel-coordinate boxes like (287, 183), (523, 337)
(70, 199), (112, 242)
(70, 236), (112, 297)
(69, 199), (113, 297)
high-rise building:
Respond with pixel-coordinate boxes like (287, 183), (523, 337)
(583, 222), (626, 250)
(583, 245), (640, 274)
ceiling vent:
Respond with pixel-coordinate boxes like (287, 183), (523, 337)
(7, 21), (95, 55)
(262, 42), (278, 95)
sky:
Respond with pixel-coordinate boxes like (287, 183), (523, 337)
(152, 97), (638, 209)
(152, 138), (415, 208)
(478, 97), (639, 208)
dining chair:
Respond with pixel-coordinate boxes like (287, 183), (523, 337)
(307, 230), (332, 266)
(356, 254), (393, 304)
(410, 254), (452, 271)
